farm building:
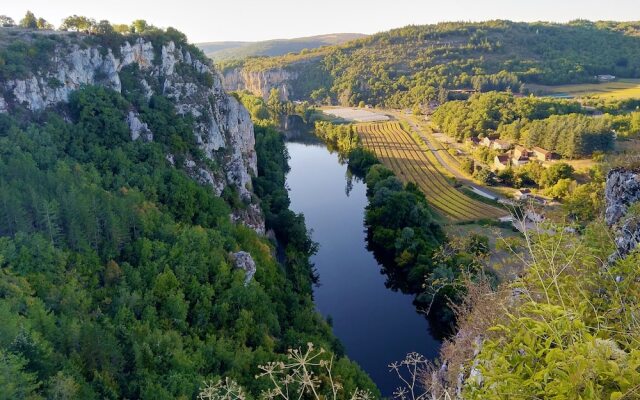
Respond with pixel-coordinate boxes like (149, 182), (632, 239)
(491, 139), (511, 151)
(512, 154), (530, 166)
(531, 147), (553, 161)
(513, 145), (530, 160)
(494, 154), (510, 170)
(512, 145), (531, 166)
(514, 188), (531, 200)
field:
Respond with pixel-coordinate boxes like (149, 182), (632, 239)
(358, 121), (508, 222)
(322, 107), (390, 122)
(527, 79), (640, 99)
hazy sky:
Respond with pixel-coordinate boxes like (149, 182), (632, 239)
(4, 0), (640, 43)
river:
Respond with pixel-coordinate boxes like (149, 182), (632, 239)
(284, 128), (441, 396)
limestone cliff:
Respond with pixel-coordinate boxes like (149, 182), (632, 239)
(605, 167), (640, 260)
(222, 66), (297, 100)
(0, 30), (264, 232)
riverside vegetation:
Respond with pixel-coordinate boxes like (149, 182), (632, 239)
(0, 16), (377, 399)
(2, 11), (640, 400)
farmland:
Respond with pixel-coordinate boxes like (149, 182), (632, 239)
(322, 107), (390, 122)
(527, 78), (640, 99)
(358, 121), (508, 222)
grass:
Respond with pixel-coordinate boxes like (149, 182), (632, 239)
(358, 121), (508, 223)
(527, 79), (640, 99)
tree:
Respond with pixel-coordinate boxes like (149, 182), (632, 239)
(0, 15), (15, 27)
(60, 15), (95, 33)
(94, 20), (114, 35)
(267, 88), (283, 117)
(540, 162), (574, 188)
(112, 24), (130, 34)
(130, 19), (149, 33)
(36, 18), (53, 30)
(19, 11), (38, 29)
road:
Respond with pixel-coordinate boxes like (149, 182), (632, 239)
(394, 112), (508, 202)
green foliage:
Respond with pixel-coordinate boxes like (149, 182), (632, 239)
(19, 11), (38, 29)
(347, 148), (380, 176)
(432, 92), (583, 141)
(539, 162), (574, 188)
(232, 21), (640, 107)
(432, 92), (614, 157)
(0, 84), (371, 398)
(314, 121), (359, 154)
(465, 223), (640, 399)
(0, 36), (58, 80)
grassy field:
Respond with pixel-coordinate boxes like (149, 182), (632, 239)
(358, 121), (508, 223)
(527, 79), (640, 99)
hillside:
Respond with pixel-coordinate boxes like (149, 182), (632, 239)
(196, 33), (366, 61)
(220, 20), (640, 106)
(0, 26), (376, 399)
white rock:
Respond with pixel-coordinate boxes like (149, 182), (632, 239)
(231, 251), (257, 285)
(127, 111), (153, 141)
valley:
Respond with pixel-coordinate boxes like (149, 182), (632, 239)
(1, 7), (640, 400)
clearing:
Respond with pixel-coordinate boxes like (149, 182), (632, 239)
(526, 79), (640, 99)
(321, 107), (390, 122)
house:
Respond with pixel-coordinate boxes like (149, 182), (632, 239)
(531, 147), (553, 161)
(481, 137), (493, 147)
(494, 154), (510, 171)
(512, 146), (530, 166)
(491, 139), (511, 151)
(514, 188), (531, 200)
(596, 74), (616, 82)
(513, 145), (530, 160)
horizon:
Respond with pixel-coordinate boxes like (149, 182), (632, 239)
(3, 0), (640, 43)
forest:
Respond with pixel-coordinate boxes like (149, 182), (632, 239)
(0, 77), (375, 400)
(431, 92), (615, 157)
(223, 20), (640, 108)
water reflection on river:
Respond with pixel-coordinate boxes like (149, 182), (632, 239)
(284, 123), (441, 396)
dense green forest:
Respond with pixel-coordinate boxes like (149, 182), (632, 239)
(431, 92), (615, 157)
(0, 18), (377, 395)
(222, 20), (640, 107)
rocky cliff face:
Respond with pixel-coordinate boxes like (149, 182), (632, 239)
(0, 33), (264, 233)
(221, 67), (296, 100)
(605, 168), (640, 261)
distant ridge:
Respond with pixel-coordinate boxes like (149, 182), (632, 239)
(196, 33), (366, 61)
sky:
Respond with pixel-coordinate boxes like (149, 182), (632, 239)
(3, 0), (640, 43)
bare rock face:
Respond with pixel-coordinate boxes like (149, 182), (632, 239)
(222, 67), (296, 101)
(0, 34), (264, 233)
(605, 168), (640, 260)
(127, 111), (153, 142)
(0, 95), (7, 113)
(230, 251), (256, 286)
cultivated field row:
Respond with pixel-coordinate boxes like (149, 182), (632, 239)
(358, 122), (507, 222)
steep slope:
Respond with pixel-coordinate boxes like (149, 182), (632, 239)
(0, 27), (377, 399)
(196, 33), (366, 61)
(220, 20), (640, 106)
(0, 27), (262, 230)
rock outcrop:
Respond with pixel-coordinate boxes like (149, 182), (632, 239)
(605, 168), (640, 261)
(0, 32), (263, 232)
(230, 251), (257, 286)
(221, 67), (297, 100)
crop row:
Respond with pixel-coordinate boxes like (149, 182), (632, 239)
(358, 122), (507, 222)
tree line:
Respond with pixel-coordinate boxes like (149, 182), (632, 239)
(432, 92), (615, 157)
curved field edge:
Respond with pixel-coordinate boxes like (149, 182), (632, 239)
(357, 122), (507, 223)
